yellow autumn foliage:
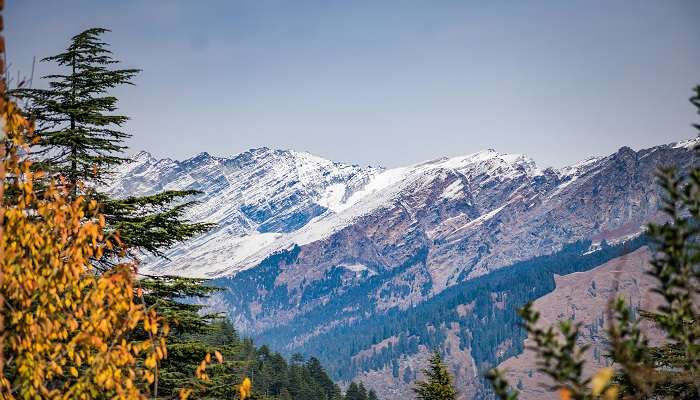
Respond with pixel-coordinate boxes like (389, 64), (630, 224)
(590, 367), (613, 396)
(239, 377), (252, 399)
(0, 86), (168, 398)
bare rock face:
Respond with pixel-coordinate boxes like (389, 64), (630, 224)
(498, 247), (664, 400)
(109, 138), (695, 399)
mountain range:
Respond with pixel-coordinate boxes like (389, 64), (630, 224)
(107, 137), (697, 399)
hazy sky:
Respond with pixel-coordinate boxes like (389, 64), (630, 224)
(7, 1), (700, 168)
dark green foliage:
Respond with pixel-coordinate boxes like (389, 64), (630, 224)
(101, 190), (214, 257)
(12, 28), (138, 189)
(344, 382), (365, 400)
(645, 165), (700, 368)
(358, 383), (368, 400)
(342, 381), (380, 400)
(412, 351), (457, 400)
(11, 27), (211, 258)
(159, 319), (345, 400)
(139, 276), (222, 336)
(134, 277), (349, 400)
(367, 389), (378, 400)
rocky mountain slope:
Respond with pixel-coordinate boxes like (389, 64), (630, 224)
(106, 147), (382, 276)
(498, 247), (664, 399)
(108, 138), (696, 399)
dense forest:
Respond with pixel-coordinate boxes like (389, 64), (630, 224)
(141, 277), (376, 399)
(160, 318), (374, 399)
(233, 236), (648, 395)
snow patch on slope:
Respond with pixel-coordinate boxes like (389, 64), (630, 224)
(441, 180), (464, 199)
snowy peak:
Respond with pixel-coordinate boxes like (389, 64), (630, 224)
(672, 136), (700, 150)
(108, 138), (697, 278)
(133, 150), (155, 161)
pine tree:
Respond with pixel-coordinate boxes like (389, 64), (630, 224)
(9, 27), (219, 398)
(413, 351), (457, 400)
(11, 28), (212, 260)
(307, 356), (338, 399)
(368, 389), (379, 400)
(1, 80), (168, 399)
(330, 385), (344, 400)
(345, 382), (361, 400)
(357, 382), (369, 400)
(12, 28), (137, 192)
(130, 276), (223, 398)
(5, 25), (346, 400)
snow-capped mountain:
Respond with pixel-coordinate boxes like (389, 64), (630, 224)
(106, 147), (383, 276)
(109, 138), (696, 399)
(107, 145), (578, 277)
(109, 139), (696, 280)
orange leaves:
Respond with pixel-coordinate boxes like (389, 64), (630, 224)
(591, 368), (613, 395)
(1, 96), (169, 398)
(556, 368), (619, 400)
(194, 352), (213, 383)
(558, 388), (571, 400)
(178, 388), (193, 400)
(143, 311), (160, 335)
(191, 350), (225, 388)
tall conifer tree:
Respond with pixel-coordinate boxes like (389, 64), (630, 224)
(12, 28), (212, 259)
(9, 26), (356, 400)
(14, 28), (136, 191)
(368, 389), (379, 400)
(345, 382), (363, 400)
(413, 351), (457, 400)
(11, 28), (217, 394)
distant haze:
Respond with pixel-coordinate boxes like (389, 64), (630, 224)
(7, 1), (700, 168)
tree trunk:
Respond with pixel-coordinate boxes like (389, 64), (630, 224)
(70, 53), (77, 198)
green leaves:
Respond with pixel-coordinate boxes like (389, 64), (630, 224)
(102, 190), (215, 258)
(645, 165), (700, 371)
(489, 303), (590, 399)
(413, 351), (457, 400)
(487, 369), (518, 400)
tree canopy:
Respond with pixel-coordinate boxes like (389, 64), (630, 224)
(412, 351), (457, 400)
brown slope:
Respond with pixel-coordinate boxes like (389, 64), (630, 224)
(498, 246), (664, 399)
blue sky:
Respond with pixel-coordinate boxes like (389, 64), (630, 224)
(7, 1), (700, 167)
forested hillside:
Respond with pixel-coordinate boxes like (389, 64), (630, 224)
(211, 236), (648, 398)
(161, 318), (372, 400)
